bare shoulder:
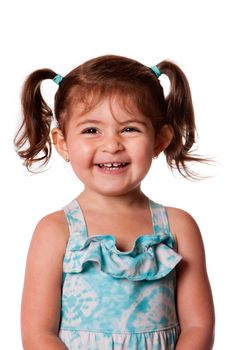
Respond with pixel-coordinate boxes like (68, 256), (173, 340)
(33, 209), (69, 241)
(166, 206), (199, 233)
(22, 210), (69, 318)
(28, 210), (69, 262)
(166, 206), (205, 259)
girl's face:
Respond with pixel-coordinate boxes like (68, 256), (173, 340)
(53, 96), (172, 197)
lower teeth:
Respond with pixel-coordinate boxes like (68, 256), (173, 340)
(102, 166), (120, 170)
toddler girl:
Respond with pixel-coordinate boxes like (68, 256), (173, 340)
(15, 55), (215, 349)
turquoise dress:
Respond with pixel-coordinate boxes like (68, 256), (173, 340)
(59, 199), (182, 349)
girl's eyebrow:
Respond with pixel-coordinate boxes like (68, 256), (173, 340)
(76, 119), (102, 126)
(118, 119), (148, 126)
(76, 118), (148, 126)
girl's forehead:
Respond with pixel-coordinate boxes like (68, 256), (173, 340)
(68, 93), (148, 123)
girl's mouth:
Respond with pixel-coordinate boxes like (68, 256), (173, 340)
(96, 162), (129, 171)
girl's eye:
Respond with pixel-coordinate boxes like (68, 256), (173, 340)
(82, 128), (98, 134)
(122, 127), (140, 133)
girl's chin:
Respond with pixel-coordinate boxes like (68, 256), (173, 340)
(83, 183), (142, 198)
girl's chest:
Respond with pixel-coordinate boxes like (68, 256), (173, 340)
(85, 211), (154, 252)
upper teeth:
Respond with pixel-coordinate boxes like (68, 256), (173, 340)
(99, 163), (126, 167)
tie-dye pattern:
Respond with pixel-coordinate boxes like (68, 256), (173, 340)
(59, 199), (182, 349)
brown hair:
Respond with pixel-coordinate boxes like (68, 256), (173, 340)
(14, 54), (205, 178)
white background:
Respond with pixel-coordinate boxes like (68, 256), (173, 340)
(0, 0), (232, 348)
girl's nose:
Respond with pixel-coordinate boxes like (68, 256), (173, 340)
(101, 134), (125, 154)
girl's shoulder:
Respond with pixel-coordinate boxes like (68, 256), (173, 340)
(30, 210), (70, 256)
(166, 206), (199, 233)
(165, 207), (205, 258)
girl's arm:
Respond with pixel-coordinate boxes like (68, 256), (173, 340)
(167, 208), (215, 350)
(21, 212), (69, 350)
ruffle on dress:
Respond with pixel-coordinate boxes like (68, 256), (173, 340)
(63, 233), (182, 281)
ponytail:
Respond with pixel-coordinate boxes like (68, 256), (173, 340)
(157, 60), (202, 178)
(14, 68), (57, 170)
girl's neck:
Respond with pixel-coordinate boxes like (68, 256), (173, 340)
(77, 187), (149, 213)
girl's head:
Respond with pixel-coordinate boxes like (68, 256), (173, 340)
(14, 54), (200, 179)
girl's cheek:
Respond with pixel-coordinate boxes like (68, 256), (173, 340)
(73, 142), (95, 158)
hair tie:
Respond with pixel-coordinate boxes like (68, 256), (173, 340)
(53, 74), (64, 85)
(150, 66), (161, 78)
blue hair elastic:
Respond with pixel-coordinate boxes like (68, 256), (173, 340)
(53, 74), (64, 85)
(150, 65), (161, 78)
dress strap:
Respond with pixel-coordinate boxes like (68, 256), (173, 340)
(63, 199), (88, 238)
(149, 199), (176, 247)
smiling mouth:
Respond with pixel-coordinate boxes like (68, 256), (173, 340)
(96, 162), (129, 170)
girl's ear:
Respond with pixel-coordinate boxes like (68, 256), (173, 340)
(153, 125), (173, 157)
(52, 128), (69, 161)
